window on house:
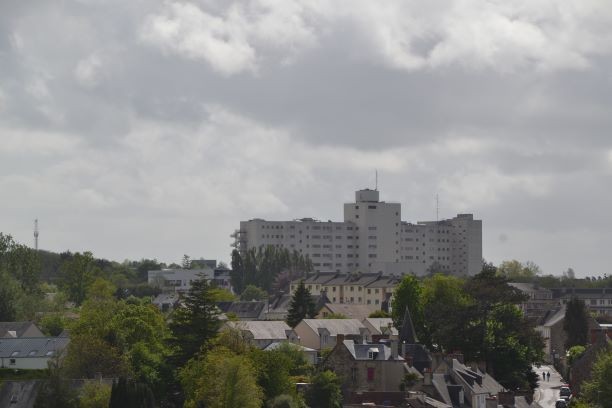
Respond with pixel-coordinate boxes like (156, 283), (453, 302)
(9, 359), (16, 365)
(351, 367), (358, 382)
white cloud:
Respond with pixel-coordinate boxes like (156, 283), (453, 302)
(74, 54), (103, 88)
(140, 0), (612, 75)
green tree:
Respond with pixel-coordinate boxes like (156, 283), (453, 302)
(0, 269), (20, 320)
(34, 355), (78, 408)
(368, 310), (390, 318)
(286, 280), (316, 328)
(168, 278), (221, 366)
(564, 297), (589, 350)
(323, 313), (347, 319)
(40, 314), (66, 336)
(391, 274), (423, 335)
(109, 377), (155, 408)
(181, 254), (191, 269)
(241, 284), (269, 301)
(0, 233), (41, 293)
(268, 394), (300, 408)
(59, 252), (100, 305)
(305, 370), (342, 408)
(251, 348), (294, 402)
(567, 345), (586, 365)
(230, 249), (245, 294)
(420, 274), (472, 352)
(79, 381), (112, 408)
(581, 348), (612, 407)
(180, 348), (263, 408)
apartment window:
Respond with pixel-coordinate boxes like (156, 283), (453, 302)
(591, 300), (597, 305)
(368, 236), (377, 240)
(355, 215), (359, 218)
(368, 226), (377, 230)
(367, 299), (371, 304)
(335, 236), (342, 239)
(335, 245), (342, 249)
(9, 358), (16, 365)
(368, 254), (377, 258)
(368, 205), (377, 209)
(375, 299), (379, 305)
(367, 289), (371, 294)
(350, 286), (354, 292)
(333, 287), (337, 292)
(368, 244), (377, 249)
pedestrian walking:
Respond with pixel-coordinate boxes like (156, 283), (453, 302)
(547, 371), (550, 381)
(542, 372), (546, 381)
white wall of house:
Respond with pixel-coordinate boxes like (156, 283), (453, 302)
(0, 357), (51, 370)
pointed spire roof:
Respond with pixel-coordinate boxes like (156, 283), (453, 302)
(399, 306), (418, 344)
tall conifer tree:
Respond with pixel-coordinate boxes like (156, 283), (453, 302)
(286, 280), (316, 328)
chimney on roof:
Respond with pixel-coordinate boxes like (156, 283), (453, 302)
(423, 368), (432, 385)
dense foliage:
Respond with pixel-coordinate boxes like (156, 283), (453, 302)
(392, 267), (543, 391)
(230, 247), (313, 294)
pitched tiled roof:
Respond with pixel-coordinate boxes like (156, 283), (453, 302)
(363, 318), (398, 336)
(323, 303), (377, 319)
(0, 337), (70, 358)
(300, 319), (366, 336)
(226, 321), (291, 340)
(342, 340), (403, 361)
(0, 322), (41, 338)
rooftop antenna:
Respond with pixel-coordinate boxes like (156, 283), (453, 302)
(375, 169), (378, 191)
(34, 219), (39, 251)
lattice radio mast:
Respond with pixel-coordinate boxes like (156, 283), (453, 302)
(34, 219), (39, 251)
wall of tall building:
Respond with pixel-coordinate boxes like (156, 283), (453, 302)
(233, 189), (482, 276)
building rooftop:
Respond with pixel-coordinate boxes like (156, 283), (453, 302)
(322, 303), (377, 320)
(299, 319), (366, 336)
(0, 322), (42, 338)
(226, 321), (291, 340)
(0, 337), (70, 358)
(342, 339), (403, 361)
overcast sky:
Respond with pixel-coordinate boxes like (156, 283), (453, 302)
(1, 0), (611, 276)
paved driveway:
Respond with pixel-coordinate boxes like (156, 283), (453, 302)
(533, 365), (566, 408)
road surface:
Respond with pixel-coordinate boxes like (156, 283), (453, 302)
(533, 365), (566, 408)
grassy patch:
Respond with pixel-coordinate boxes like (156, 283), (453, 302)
(0, 368), (49, 381)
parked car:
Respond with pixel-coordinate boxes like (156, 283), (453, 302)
(555, 399), (567, 408)
(560, 386), (572, 401)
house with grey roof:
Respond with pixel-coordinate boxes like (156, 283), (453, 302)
(223, 321), (298, 349)
(0, 322), (43, 338)
(293, 319), (370, 350)
(264, 292), (330, 321)
(321, 334), (406, 397)
(217, 300), (268, 320)
(0, 337), (70, 369)
(317, 303), (378, 320)
(362, 318), (398, 338)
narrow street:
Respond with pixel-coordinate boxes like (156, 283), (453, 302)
(533, 365), (566, 408)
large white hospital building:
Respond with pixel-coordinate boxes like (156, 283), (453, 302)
(232, 189), (482, 276)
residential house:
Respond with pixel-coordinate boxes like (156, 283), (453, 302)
(223, 321), (298, 349)
(0, 322), (44, 338)
(217, 301), (268, 321)
(535, 306), (599, 363)
(148, 268), (214, 293)
(0, 337), (70, 369)
(151, 293), (179, 312)
(317, 303), (377, 320)
(321, 334), (406, 396)
(265, 292), (329, 321)
(293, 319), (370, 350)
(508, 282), (556, 321)
(363, 275), (401, 309)
(426, 358), (505, 408)
(552, 287), (612, 316)
(362, 318), (398, 340)
(289, 272), (337, 295)
(263, 341), (318, 364)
